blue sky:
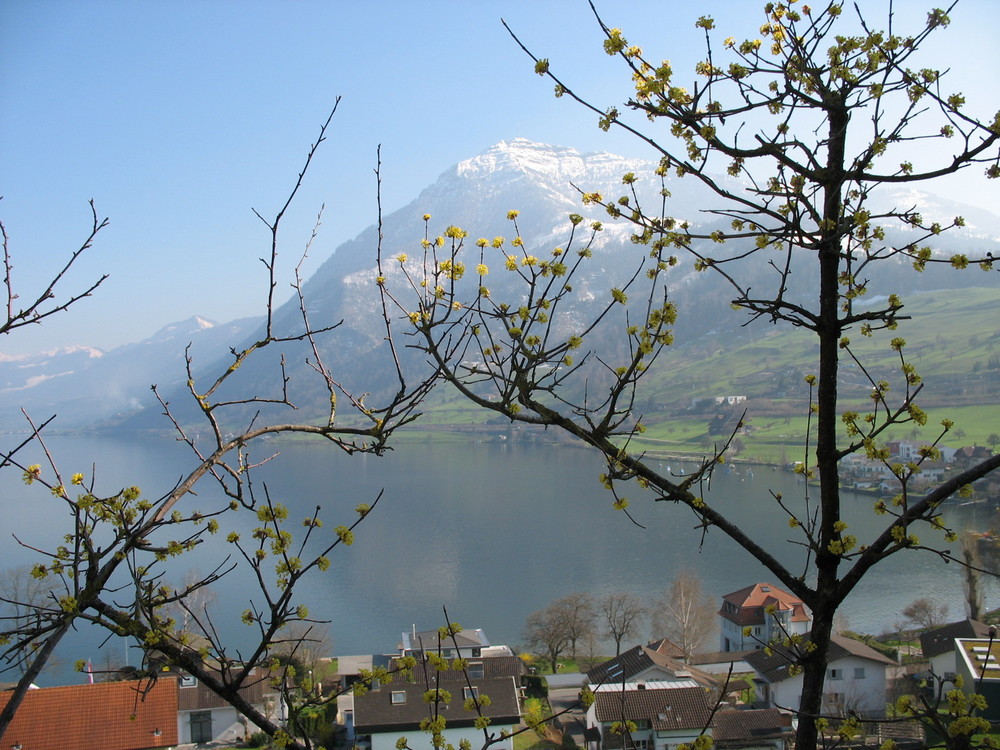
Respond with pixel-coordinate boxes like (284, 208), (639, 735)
(2, 1), (998, 356)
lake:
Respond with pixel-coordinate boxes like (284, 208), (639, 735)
(0, 433), (992, 685)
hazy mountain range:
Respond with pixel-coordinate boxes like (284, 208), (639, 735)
(3, 138), (999, 432)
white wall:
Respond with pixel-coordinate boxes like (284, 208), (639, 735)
(178, 706), (246, 745)
(764, 656), (886, 718)
(370, 723), (516, 750)
(931, 648), (959, 680)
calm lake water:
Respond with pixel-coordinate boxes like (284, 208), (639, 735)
(1, 433), (992, 685)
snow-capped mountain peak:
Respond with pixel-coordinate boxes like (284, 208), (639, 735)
(455, 138), (645, 188)
(148, 316), (217, 343)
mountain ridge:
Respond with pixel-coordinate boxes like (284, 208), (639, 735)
(4, 138), (1000, 433)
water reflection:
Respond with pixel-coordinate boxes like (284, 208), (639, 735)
(0, 434), (992, 685)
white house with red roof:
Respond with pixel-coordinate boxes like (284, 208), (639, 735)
(719, 582), (811, 652)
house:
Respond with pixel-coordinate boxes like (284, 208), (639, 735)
(954, 637), (1000, 721)
(746, 634), (895, 718)
(351, 656), (523, 750)
(953, 445), (995, 470)
(336, 653), (394, 744)
(587, 641), (718, 690)
(336, 653), (394, 692)
(719, 583), (811, 652)
(886, 440), (956, 464)
(171, 666), (282, 744)
(647, 638), (686, 660)
(919, 619), (992, 681)
(585, 679), (714, 750)
(398, 626), (493, 659)
(0, 677), (179, 750)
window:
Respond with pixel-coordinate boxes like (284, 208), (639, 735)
(468, 662), (485, 679)
(190, 711), (212, 743)
(463, 686), (479, 701)
(180, 674), (197, 688)
(854, 667), (866, 679)
(391, 691), (407, 704)
(828, 668), (843, 680)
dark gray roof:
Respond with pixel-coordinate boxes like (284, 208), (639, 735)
(920, 620), (992, 659)
(465, 655), (526, 679)
(353, 675), (521, 733)
(690, 649), (753, 666)
(714, 708), (793, 746)
(593, 686), (713, 731)
(588, 645), (657, 684)
(394, 654), (525, 680)
(746, 634), (895, 684)
(587, 645), (716, 688)
(400, 628), (490, 653)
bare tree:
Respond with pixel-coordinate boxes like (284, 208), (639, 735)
(650, 571), (715, 661)
(1, 199), (108, 338)
(0, 105), (436, 749)
(164, 567), (218, 636)
(557, 592), (596, 663)
(523, 601), (573, 673)
(903, 597), (949, 631)
(0, 198), (108, 484)
(599, 592), (645, 657)
(268, 621), (334, 695)
(391, 3), (1000, 749)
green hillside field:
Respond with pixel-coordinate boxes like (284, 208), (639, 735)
(404, 286), (1000, 463)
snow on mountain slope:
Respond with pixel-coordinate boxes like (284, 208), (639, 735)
(7, 139), (1000, 430)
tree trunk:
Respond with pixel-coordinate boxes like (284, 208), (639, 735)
(793, 101), (850, 750)
(795, 601), (837, 750)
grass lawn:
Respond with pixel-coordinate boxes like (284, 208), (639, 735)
(513, 734), (564, 750)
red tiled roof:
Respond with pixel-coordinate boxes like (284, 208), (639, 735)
(719, 583), (810, 626)
(0, 677), (178, 750)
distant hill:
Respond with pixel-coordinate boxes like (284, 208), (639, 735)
(0, 316), (260, 430)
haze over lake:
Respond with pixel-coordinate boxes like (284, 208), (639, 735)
(1, 433), (990, 684)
